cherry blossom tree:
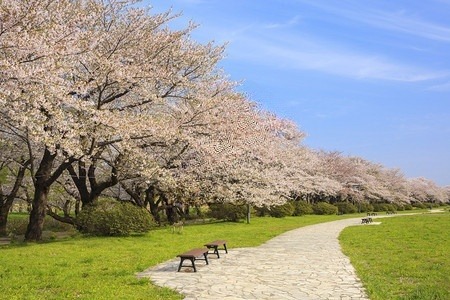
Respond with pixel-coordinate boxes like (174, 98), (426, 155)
(1, 0), (309, 236)
(407, 177), (447, 204)
(307, 151), (411, 206)
(0, 0), (243, 240)
(116, 95), (308, 223)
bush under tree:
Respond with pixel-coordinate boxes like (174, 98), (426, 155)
(267, 202), (295, 218)
(76, 198), (155, 236)
(359, 202), (374, 213)
(207, 203), (247, 222)
(335, 202), (358, 214)
(292, 200), (314, 216)
(313, 202), (338, 215)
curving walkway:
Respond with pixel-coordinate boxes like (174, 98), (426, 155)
(137, 217), (371, 299)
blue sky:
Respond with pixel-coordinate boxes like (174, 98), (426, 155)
(145, 0), (450, 186)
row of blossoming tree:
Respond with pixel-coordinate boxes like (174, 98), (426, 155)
(0, 0), (448, 240)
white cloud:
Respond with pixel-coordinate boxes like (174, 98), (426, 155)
(294, 0), (450, 42)
(427, 81), (450, 91)
(264, 15), (301, 29)
(228, 32), (446, 82)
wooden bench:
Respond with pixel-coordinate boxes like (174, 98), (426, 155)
(361, 217), (372, 224)
(177, 248), (209, 272)
(204, 240), (228, 258)
(367, 212), (377, 216)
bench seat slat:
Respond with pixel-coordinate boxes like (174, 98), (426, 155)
(177, 248), (209, 272)
(204, 240), (228, 258)
(178, 248), (209, 258)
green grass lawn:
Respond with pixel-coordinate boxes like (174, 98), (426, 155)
(340, 212), (450, 300)
(0, 214), (348, 300)
(2, 211), (447, 299)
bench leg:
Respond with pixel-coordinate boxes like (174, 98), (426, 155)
(223, 243), (228, 254)
(206, 246), (220, 258)
(190, 258), (197, 272)
(203, 253), (209, 265)
(178, 257), (197, 272)
(213, 246), (220, 258)
(177, 258), (184, 272)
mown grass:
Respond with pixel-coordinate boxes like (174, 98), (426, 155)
(340, 212), (450, 300)
(1, 214), (350, 300)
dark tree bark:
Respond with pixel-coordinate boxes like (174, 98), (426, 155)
(46, 206), (76, 225)
(67, 158), (118, 208)
(25, 149), (56, 241)
(162, 194), (184, 224)
(25, 148), (74, 241)
(120, 182), (145, 207)
(120, 183), (166, 224)
(146, 186), (163, 224)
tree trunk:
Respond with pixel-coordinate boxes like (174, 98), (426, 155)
(67, 163), (90, 206)
(184, 204), (190, 218)
(68, 159), (118, 208)
(161, 194), (178, 224)
(25, 183), (50, 241)
(0, 204), (10, 237)
(165, 204), (176, 224)
(24, 148), (72, 242)
(25, 149), (56, 241)
(146, 187), (161, 224)
(0, 158), (31, 237)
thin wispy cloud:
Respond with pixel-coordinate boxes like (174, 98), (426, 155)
(228, 30), (446, 82)
(427, 81), (450, 91)
(264, 15), (301, 29)
(145, 0), (450, 186)
(294, 0), (450, 42)
(185, 6), (448, 83)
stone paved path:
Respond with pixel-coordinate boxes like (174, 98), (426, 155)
(137, 218), (371, 299)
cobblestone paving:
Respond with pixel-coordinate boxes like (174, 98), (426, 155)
(137, 218), (372, 299)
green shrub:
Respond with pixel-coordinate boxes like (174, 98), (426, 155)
(76, 199), (155, 236)
(254, 205), (270, 217)
(44, 217), (74, 232)
(207, 203), (246, 222)
(5, 214), (73, 237)
(412, 202), (427, 209)
(385, 203), (396, 212)
(372, 203), (384, 212)
(403, 203), (413, 211)
(335, 202), (357, 214)
(394, 202), (415, 211)
(359, 202), (374, 213)
(292, 200), (314, 216)
(5, 217), (28, 236)
(268, 202), (295, 218)
(313, 202), (338, 215)
(373, 203), (396, 212)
